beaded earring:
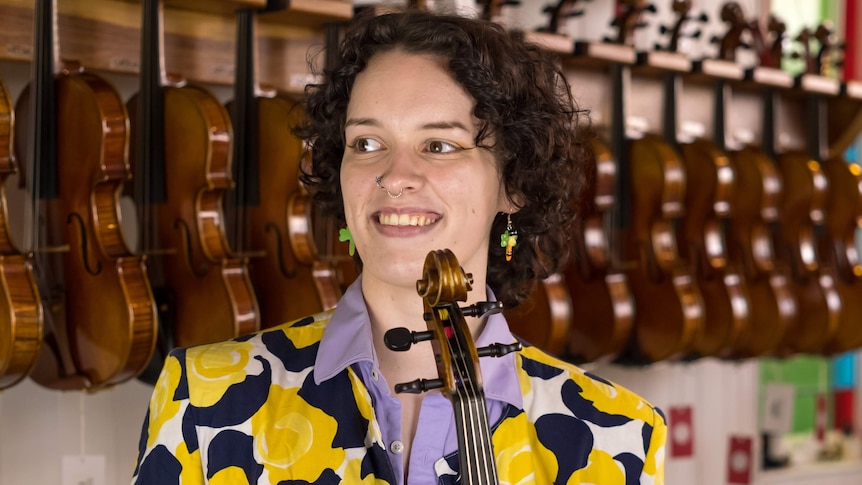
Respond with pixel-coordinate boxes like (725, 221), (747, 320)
(338, 227), (356, 256)
(499, 214), (517, 262)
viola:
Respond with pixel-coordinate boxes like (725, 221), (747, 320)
(127, 0), (259, 358)
(810, 24), (862, 354)
(820, 152), (862, 353)
(565, 136), (634, 363)
(719, 7), (795, 358)
(766, 23), (840, 354)
(609, 1), (704, 363)
(226, 4), (340, 328)
(670, 2), (750, 358)
(0, 73), (43, 390)
(623, 133), (704, 362)
(16, 0), (156, 389)
(385, 249), (520, 484)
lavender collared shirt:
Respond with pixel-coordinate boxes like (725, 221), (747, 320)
(313, 275), (523, 484)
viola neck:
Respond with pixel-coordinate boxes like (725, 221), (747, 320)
(452, 393), (498, 484)
(30, 0), (58, 201)
(135, 0), (167, 205)
(136, 0), (168, 251)
(231, 9), (260, 209)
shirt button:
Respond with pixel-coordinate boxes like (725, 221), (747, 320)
(371, 369), (379, 381)
(390, 440), (404, 454)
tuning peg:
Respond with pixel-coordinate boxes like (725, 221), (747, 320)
(477, 341), (522, 358)
(689, 29), (703, 39)
(459, 301), (504, 318)
(569, 9), (585, 18)
(696, 12), (709, 23)
(384, 327), (435, 352)
(395, 378), (445, 394)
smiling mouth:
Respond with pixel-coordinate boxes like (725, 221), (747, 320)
(378, 213), (439, 227)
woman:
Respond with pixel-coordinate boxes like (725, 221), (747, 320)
(132, 10), (666, 485)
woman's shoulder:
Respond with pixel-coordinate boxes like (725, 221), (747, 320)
(514, 345), (665, 427)
(169, 310), (335, 371)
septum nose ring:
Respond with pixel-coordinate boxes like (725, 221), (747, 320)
(375, 175), (403, 199)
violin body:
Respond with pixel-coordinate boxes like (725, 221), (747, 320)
(0, 75), (43, 390)
(17, 64), (157, 389)
(820, 156), (862, 353)
(725, 146), (795, 357)
(128, 84), (259, 348)
(564, 137), (634, 362)
(226, 9), (340, 328)
(773, 150), (840, 354)
(505, 273), (572, 357)
(622, 134), (704, 362)
(243, 93), (341, 326)
(676, 139), (749, 357)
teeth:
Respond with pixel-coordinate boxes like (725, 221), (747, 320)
(379, 213), (437, 226)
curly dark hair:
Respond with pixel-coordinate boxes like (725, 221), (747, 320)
(297, 10), (587, 309)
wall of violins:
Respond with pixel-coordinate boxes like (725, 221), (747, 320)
(0, 0), (861, 483)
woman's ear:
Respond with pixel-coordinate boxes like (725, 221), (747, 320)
(499, 191), (524, 215)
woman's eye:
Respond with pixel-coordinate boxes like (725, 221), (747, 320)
(426, 140), (459, 154)
(351, 138), (383, 152)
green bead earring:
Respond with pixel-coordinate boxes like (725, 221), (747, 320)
(500, 214), (517, 262)
(338, 227), (356, 256)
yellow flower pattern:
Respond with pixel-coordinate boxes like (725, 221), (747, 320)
(132, 313), (666, 484)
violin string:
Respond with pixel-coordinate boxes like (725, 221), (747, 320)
(446, 300), (495, 482)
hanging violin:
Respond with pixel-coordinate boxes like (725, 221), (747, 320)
(0, 72), (43, 390)
(606, 0), (704, 363)
(722, 9), (796, 358)
(807, 23), (862, 354)
(128, 0), (260, 360)
(226, 3), (341, 328)
(769, 26), (841, 354)
(384, 249), (520, 484)
(667, 1), (750, 358)
(16, 0), (156, 389)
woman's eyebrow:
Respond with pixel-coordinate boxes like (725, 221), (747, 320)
(345, 118), (473, 136)
(419, 121), (470, 131)
(345, 117), (381, 127)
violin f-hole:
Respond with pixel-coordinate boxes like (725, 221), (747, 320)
(66, 212), (102, 276)
(174, 218), (209, 278)
(264, 222), (298, 279)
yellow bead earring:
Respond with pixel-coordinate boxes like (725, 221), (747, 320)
(499, 214), (517, 262)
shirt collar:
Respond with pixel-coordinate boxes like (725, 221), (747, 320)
(314, 276), (523, 409)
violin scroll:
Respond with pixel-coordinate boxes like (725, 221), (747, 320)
(384, 249), (519, 396)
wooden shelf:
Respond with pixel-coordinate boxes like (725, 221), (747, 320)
(0, 0), (353, 94)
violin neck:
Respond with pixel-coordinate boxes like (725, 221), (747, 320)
(231, 9), (260, 209)
(30, 0), (58, 202)
(452, 394), (499, 484)
(137, 0), (167, 207)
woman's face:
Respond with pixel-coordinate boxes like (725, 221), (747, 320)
(340, 49), (513, 290)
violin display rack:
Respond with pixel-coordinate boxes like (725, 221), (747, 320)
(0, 0), (352, 95)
